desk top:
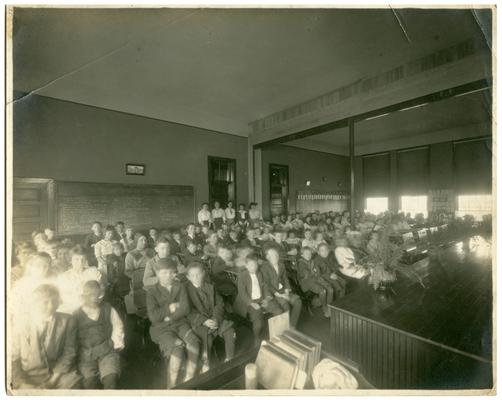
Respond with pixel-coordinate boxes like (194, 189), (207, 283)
(331, 236), (492, 360)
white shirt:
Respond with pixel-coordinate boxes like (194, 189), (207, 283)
(57, 267), (103, 314)
(81, 305), (125, 350)
(271, 263), (283, 290)
(198, 209), (212, 225)
(250, 273), (261, 300)
(212, 208), (226, 220)
(225, 207), (235, 220)
(302, 238), (316, 251)
(94, 239), (114, 278)
(334, 246), (367, 279)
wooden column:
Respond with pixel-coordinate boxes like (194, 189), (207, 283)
(349, 118), (355, 230)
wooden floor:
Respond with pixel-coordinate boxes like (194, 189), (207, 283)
(332, 236), (492, 359)
(329, 235), (493, 389)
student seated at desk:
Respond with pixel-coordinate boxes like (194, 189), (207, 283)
(334, 237), (368, 280)
(120, 226), (136, 253)
(262, 230), (297, 262)
(182, 240), (204, 266)
(186, 262), (236, 372)
(146, 258), (200, 388)
(11, 284), (80, 390)
(169, 230), (185, 254)
(106, 242), (129, 302)
(84, 222), (102, 267)
(11, 241), (36, 284)
(314, 243), (346, 300)
(94, 226), (116, 283)
(211, 201), (226, 230)
(147, 228), (159, 249)
(143, 238), (184, 288)
(297, 247), (333, 318)
(57, 246), (103, 315)
(261, 247), (302, 328)
(301, 229), (316, 252)
(211, 245), (238, 302)
(233, 254), (283, 347)
(75, 280), (124, 389)
(225, 228), (241, 250)
(185, 223), (203, 250)
(203, 232), (219, 260)
(236, 203), (249, 228)
(240, 228), (260, 253)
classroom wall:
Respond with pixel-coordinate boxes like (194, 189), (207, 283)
(356, 138), (491, 211)
(261, 144), (349, 219)
(13, 95), (249, 210)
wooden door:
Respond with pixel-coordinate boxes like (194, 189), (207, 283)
(12, 178), (53, 242)
(269, 164), (289, 216)
(208, 156), (236, 207)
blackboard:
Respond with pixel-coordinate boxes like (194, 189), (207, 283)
(54, 181), (195, 235)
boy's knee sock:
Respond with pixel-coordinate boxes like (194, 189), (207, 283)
(289, 299), (302, 327)
(102, 373), (118, 389)
(168, 347), (184, 388)
(223, 329), (236, 360)
(184, 343), (200, 380)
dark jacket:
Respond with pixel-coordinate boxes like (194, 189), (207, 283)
(314, 253), (341, 281)
(146, 281), (190, 328)
(186, 281), (224, 327)
(297, 257), (323, 292)
(233, 270), (270, 317)
(260, 261), (291, 294)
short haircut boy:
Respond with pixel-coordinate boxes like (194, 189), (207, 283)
(153, 257), (177, 272)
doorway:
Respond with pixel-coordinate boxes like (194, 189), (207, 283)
(12, 178), (53, 242)
(208, 156), (236, 207)
(269, 164), (289, 216)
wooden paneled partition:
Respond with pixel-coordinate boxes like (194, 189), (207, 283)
(329, 306), (492, 389)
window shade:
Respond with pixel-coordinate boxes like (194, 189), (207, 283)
(397, 147), (429, 194)
(454, 138), (492, 193)
(363, 153), (390, 197)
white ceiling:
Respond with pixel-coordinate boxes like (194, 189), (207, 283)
(286, 89), (492, 155)
(12, 8), (490, 137)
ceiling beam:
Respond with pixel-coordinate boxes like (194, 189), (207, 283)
(254, 78), (491, 149)
(250, 38), (491, 146)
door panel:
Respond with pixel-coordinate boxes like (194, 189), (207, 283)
(12, 179), (51, 242)
(269, 164), (289, 216)
(208, 157), (236, 207)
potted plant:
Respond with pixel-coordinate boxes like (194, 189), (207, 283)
(366, 226), (401, 292)
(366, 226), (426, 291)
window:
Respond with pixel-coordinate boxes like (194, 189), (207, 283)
(400, 195), (428, 218)
(457, 194), (492, 221)
(365, 197), (388, 215)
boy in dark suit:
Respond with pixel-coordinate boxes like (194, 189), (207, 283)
(186, 262), (236, 372)
(297, 247), (333, 318)
(314, 243), (346, 300)
(233, 254), (283, 347)
(261, 247), (302, 328)
(146, 258), (200, 388)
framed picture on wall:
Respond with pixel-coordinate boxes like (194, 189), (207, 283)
(126, 163), (146, 175)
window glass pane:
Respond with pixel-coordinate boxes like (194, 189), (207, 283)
(365, 197), (388, 215)
(400, 195), (428, 218)
(457, 194), (492, 221)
